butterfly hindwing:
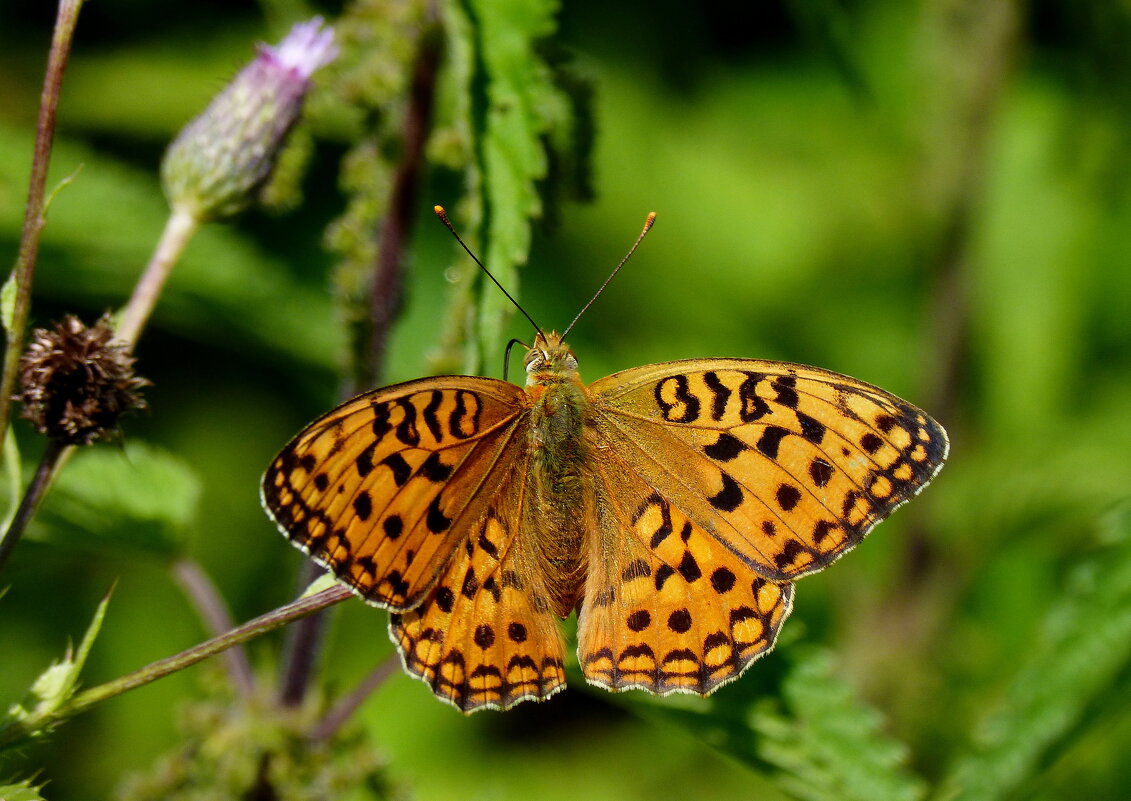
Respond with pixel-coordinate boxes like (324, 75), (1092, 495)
(589, 359), (949, 581)
(578, 451), (794, 695)
(262, 376), (530, 611)
(390, 485), (568, 712)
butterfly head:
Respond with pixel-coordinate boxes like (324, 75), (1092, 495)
(524, 331), (578, 385)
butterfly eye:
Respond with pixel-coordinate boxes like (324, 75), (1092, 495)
(525, 351), (546, 372)
(565, 353), (578, 370)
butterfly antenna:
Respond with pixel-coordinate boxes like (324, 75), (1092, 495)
(561, 212), (657, 341)
(434, 205), (544, 338)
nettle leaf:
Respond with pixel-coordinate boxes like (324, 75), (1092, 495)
(938, 505), (1131, 801)
(753, 648), (926, 801)
(466, 0), (565, 367)
(30, 440), (201, 556)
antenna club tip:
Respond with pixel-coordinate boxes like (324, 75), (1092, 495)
(642, 211), (657, 234)
(433, 204), (447, 216)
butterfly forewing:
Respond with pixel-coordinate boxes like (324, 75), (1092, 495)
(589, 359), (949, 581)
(262, 376), (530, 610)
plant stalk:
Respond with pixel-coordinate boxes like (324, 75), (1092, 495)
(0, 0), (86, 447)
(170, 556), (258, 699)
(115, 207), (200, 349)
(0, 439), (65, 574)
(0, 584), (352, 751)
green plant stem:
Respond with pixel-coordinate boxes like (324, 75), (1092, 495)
(0, 439), (65, 574)
(0, 0), (86, 448)
(0, 584), (352, 752)
(115, 207), (200, 348)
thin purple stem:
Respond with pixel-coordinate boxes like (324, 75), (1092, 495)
(310, 655), (400, 742)
(170, 557), (258, 699)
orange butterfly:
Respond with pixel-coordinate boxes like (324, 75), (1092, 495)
(262, 211), (948, 712)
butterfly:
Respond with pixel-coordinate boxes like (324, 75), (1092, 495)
(261, 213), (949, 713)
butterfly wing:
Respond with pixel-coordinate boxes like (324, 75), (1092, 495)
(578, 449), (794, 695)
(389, 474), (568, 712)
(263, 375), (568, 712)
(587, 359), (949, 582)
(261, 376), (531, 611)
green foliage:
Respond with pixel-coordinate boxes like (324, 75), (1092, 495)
(1, 428), (21, 533)
(31, 441), (201, 557)
(0, 273), (16, 334)
(1, 589), (110, 750)
(114, 679), (390, 801)
(638, 644), (925, 801)
(465, 0), (568, 366)
(938, 506), (1131, 801)
(753, 649), (926, 801)
(0, 779), (48, 801)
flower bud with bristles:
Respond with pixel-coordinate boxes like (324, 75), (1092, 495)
(17, 315), (149, 446)
(161, 17), (338, 221)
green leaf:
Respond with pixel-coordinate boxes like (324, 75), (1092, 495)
(467, 0), (562, 366)
(31, 440), (201, 556)
(1, 589), (111, 748)
(0, 779), (48, 801)
(753, 648), (927, 801)
(937, 504), (1131, 801)
(301, 570), (341, 598)
(0, 271), (16, 334)
(1, 425), (21, 533)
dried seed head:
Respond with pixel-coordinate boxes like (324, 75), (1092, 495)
(17, 315), (149, 446)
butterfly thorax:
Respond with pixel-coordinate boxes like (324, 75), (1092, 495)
(523, 332), (592, 615)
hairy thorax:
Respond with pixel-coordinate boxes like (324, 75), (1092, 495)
(524, 333), (593, 615)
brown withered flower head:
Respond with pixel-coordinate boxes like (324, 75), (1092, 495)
(17, 315), (149, 446)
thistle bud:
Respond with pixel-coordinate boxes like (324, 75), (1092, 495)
(17, 315), (149, 446)
(161, 17), (338, 221)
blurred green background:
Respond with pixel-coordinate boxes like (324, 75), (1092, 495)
(2, 1), (1131, 799)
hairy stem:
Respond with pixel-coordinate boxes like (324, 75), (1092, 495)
(0, 585), (352, 751)
(0, 0), (86, 447)
(115, 207), (200, 348)
(170, 557), (258, 699)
